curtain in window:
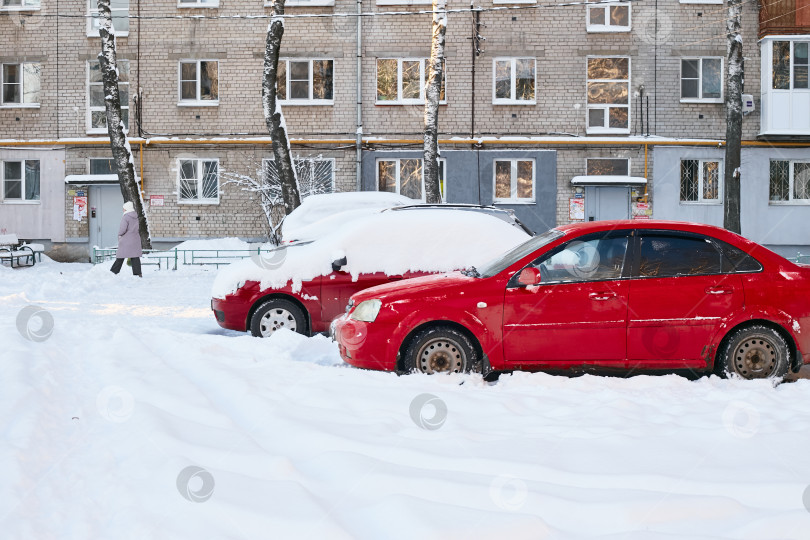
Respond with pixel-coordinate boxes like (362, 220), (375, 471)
(25, 160), (40, 201)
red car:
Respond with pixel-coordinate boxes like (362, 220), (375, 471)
(334, 220), (810, 380)
(211, 207), (531, 337)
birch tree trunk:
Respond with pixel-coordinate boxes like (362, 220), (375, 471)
(263, 0), (301, 215)
(97, 0), (151, 249)
(723, 0), (743, 234)
(422, 0), (447, 204)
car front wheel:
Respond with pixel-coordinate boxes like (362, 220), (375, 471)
(250, 298), (307, 338)
(719, 325), (790, 380)
(404, 326), (479, 374)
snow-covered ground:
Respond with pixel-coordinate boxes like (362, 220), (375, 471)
(2, 258), (810, 540)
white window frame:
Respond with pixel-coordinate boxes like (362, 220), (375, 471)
(679, 0), (722, 4)
(586, 1), (631, 33)
(375, 0), (431, 5)
(0, 0), (40, 11)
(277, 58), (335, 105)
(87, 0), (129, 38)
(375, 58), (446, 105)
(177, 60), (219, 106)
(87, 59), (129, 134)
(492, 57), (536, 105)
(680, 159), (722, 204)
(266, 0), (335, 6)
(177, 158), (220, 204)
(1, 62), (41, 108)
(1, 159), (40, 203)
(680, 57), (724, 103)
(262, 157), (337, 199)
(375, 157), (447, 202)
(493, 158), (535, 204)
(177, 0), (219, 7)
(586, 56), (630, 135)
(771, 40), (810, 91)
(585, 157), (630, 176)
(769, 160), (810, 204)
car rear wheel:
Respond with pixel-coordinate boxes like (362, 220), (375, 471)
(404, 326), (479, 374)
(719, 325), (790, 380)
(250, 298), (307, 338)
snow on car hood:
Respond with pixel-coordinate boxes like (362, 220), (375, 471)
(212, 209), (530, 298)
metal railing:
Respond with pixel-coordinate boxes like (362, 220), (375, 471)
(92, 246), (276, 270)
(791, 253), (810, 264)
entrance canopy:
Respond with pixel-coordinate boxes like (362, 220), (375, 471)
(64, 174), (119, 185)
(571, 175), (647, 185)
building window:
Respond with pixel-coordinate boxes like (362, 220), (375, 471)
(88, 59), (129, 133)
(179, 60), (219, 105)
(88, 0), (129, 37)
(178, 158), (219, 203)
(773, 41), (809, 90)
(263, 157), (335, 199)
(89, 158), (116, 175)
(493, 58), (535, 104)
(178, 0), (219, 7)
(680, 159), (721, 203)
(2, 160), (40, 202)
(587, 57), (630, 134)
(377, 158), (446, 201)
(1, 0), (40, 9)
(494, 159), (534, 203)
(277, 59), (334, 104)
(1, 63), (40, 106)
(586, 158), (629, 176)
(266, 0), (336, 5)
(769, 160), (810, 203)
(681, 57), (723, 102)
(376, 58), (445, 104)
(586, 1), (630, 32)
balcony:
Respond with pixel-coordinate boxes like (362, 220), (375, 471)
(760, 0), (810, 38)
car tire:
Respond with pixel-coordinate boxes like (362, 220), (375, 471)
(250, 298), (307, 338)
(718, 325), (790, 380)
(404, 326), (479, 374)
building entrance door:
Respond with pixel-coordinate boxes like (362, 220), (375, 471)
(89, 185), (125, 249)
(584, 186), (630, 221)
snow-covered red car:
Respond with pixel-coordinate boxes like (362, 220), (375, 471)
(280, 191), (418, 243)
(334, 220), (810, 380)
(211, 207), (532, 337)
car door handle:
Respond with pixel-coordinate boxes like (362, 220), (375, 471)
(589, 292), (617, 301)
(705, 287), (733, 295)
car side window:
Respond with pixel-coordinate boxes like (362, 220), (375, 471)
(526, 235), (629, 284)
(716, 240), (763, 273)
(637, 234), (722, 278)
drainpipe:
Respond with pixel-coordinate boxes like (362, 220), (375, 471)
(355, 0), (363, 191)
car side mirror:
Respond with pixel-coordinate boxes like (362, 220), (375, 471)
(518, 267), (542, 286)
(332, 256), (347, 272)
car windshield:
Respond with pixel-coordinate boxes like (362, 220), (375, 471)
(477, 229), (564, 278)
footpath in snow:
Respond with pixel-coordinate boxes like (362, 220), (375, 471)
(2, 258), (810, 539)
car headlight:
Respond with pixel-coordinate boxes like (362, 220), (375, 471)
(350, 299), (382, 322)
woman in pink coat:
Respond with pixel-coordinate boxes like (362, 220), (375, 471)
(110, 201), (143, 276)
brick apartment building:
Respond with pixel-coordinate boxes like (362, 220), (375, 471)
(1, 0), (809, 261)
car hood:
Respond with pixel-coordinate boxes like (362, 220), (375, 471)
(350, 271), (480, 304)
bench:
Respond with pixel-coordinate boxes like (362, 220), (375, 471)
(0, 234), (44, 268)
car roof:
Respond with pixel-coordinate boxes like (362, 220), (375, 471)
(554, 220), (783, 261)
(388, 204), (534, 235)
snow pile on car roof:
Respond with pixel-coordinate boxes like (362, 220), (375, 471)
(212, 209), (531, 298)
(281, 192), (419, 242)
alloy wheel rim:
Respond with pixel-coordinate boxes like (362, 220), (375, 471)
(259, 308), (297, 336)
(734, 336), (777, 378)
(418, 338), (465, 374)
